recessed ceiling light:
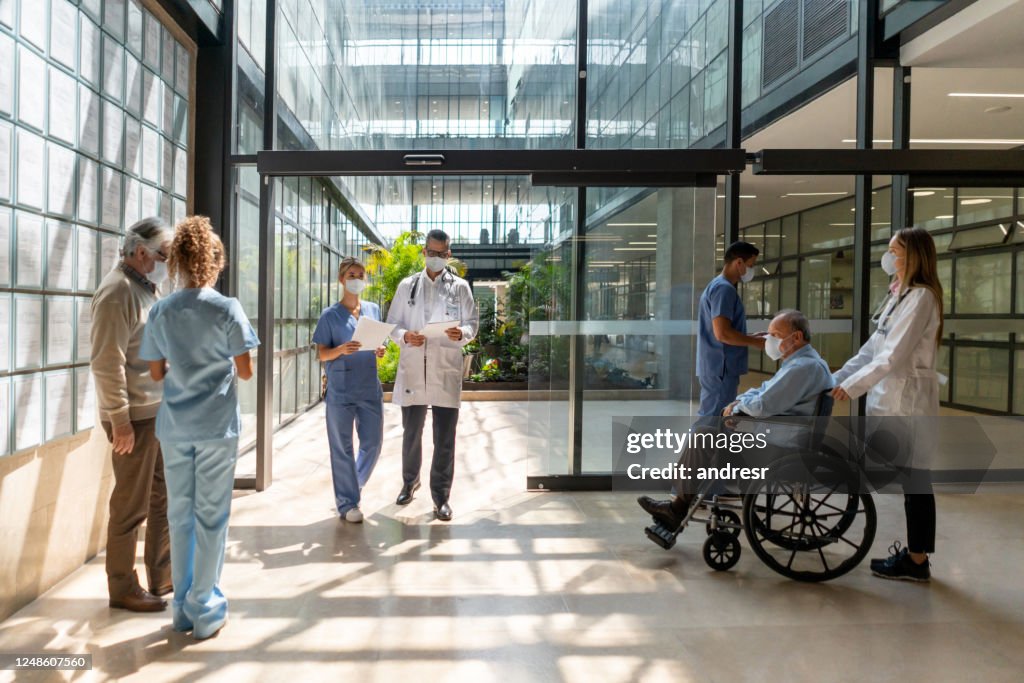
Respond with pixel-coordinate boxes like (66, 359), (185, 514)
(784, 192), (848, 197)
(948, 92), (1024, 98)
(934, 215), (954, 220)
(913, 191), (935, 197)
(960, 198), (992, 205)
(842, 137), (1024, 145)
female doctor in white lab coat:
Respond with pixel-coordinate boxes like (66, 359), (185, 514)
(832, 227), (943, 582)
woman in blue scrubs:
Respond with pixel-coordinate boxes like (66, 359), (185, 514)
(140, 216), (259, 640)
(313, 257), (386, 523)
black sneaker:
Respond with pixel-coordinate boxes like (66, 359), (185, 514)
(637, 496), (683, 530)
(870, 541), (930, 582)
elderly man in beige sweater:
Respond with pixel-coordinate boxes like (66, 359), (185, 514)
(91, 217), (174, 612)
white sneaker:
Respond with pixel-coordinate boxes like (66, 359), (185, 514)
(344, 507), (364, 523)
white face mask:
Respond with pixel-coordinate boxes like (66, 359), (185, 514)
(765, 335), (785, 361)
(149, 261), (168, 284)
(344, 278), (366, 295)
(425, 255), (448, 273)
(881, 251), (900, 276)
(740, 263), (756, 283)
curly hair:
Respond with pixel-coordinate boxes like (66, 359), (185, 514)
(168, 215), (225, 288)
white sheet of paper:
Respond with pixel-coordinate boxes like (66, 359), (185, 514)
(45, 371), (73, 441)
(127, 1), (143, 56)
(0, 296), (9, 372)
(143, 71), (160, 126)
(15, 295), (43, 368)
(350, 317), (396, 350)
(421, 320), (461, 339)
(125, 116), (141, 174)
(47, 222), (75, 290)
(15, 213), (43, 288)
(47, 297), (74, 365)
(76, 298), (93, 360)
(14, 374), (42, 451)
(124, 178), (140, 227)
(76, 366), (95, 431)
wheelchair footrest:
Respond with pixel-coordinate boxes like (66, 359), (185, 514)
(644, 523), (679, 550)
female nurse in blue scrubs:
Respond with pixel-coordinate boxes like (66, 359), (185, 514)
(140, 216), (259, 640)
(313, 257), (386, 523)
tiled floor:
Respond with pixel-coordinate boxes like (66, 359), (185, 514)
(1, 401), (1023, 682)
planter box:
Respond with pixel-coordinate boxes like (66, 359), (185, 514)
(380, 381), (529, 392)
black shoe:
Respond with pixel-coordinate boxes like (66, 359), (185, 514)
(871, 541), (931, 582)
(396, 480), (420, 506)
(637, 496), (683, 530)
(434, 502), (453, 521)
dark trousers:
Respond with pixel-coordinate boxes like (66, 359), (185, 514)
(102, 418), (171, 599)
(401, 405), (459, 507)
(905, 494), (936, 554)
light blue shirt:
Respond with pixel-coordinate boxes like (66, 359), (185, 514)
(735, 344), (834, 417)
(312, 301), (383, 403)
(139, 288), (260, 443)
(697, 274), (748, 378)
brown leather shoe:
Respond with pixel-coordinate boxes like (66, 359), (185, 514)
(110, 585), (167, 612)
(150, 582), (174, 597)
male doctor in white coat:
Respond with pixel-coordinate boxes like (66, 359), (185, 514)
(387, 229), (479, 521)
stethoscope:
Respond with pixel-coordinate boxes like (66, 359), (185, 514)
(871, 288), (911, 333)
(408, 268), (459, 308)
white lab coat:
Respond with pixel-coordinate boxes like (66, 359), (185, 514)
(833, 286), (941, 417)
(386, 269), (479, 409)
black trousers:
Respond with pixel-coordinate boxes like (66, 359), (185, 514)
(904, 494), (936, 554)
(401, 405), (460, 507)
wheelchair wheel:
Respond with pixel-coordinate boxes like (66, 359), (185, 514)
(742, 454), (876, 582)
(705, 509), (742, 539)
(702, 533), (741, 571)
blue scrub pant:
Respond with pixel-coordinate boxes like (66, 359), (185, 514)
(161, 437), (238, 640)
(697, 374), (740, 417)
(325, 397), (383, 515)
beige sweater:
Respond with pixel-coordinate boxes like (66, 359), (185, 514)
(90, 267), (163, 426)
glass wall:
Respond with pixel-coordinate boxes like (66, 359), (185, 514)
(234, 166), (372, 448)
(0, 0), (192, 457)
(741, 184), (1024, 415)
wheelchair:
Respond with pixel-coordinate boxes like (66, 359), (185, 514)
(643, 391), (877, 582)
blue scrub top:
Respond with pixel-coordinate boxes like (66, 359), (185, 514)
(697, 274), (748, 378)
(139, 288), (260, 443)
(312, 301), (383, 402)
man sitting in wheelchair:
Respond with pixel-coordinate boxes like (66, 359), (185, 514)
(637, 309), (834, 531)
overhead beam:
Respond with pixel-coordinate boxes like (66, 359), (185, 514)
(754, 149), (1024, 176)
(257, 149), (747, 178)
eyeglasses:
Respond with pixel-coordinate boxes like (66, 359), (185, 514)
(425, 249), (449, 258)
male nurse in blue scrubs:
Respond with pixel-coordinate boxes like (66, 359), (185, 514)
(696, 241), (766, 416)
